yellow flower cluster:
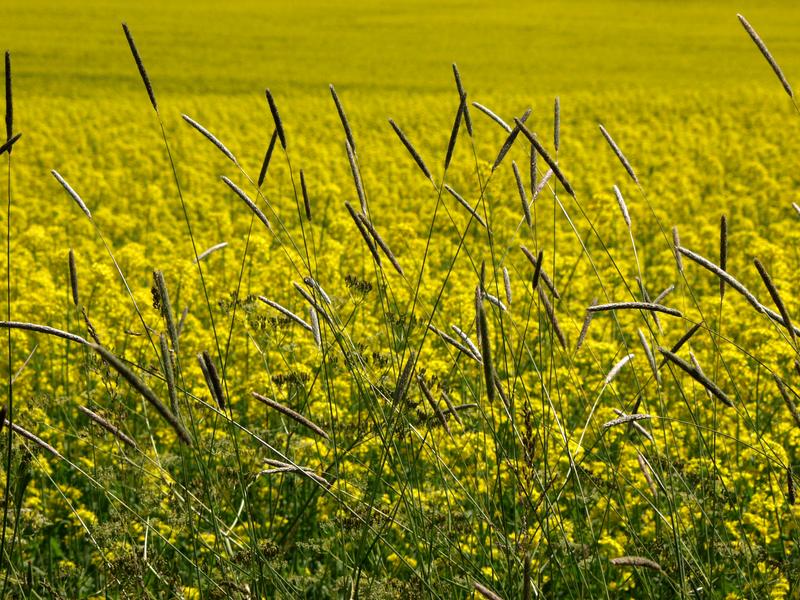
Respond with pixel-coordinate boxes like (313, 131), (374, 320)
(0, 2), (799, 597)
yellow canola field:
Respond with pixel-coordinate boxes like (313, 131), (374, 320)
(1, 0), (800, 597)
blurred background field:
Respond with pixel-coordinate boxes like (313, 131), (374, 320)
(1, 0), (800, 598)
(0, 0), (795, 336)
(0, 0), (798, 280)
(2, 0), (800, 96)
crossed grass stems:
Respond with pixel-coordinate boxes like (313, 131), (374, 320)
(0, 13), (797, 598)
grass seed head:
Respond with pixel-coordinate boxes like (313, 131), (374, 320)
(516, 118), (575, 197)
(200, 351), (225, 410)
(720, 214), (728, 299)
(153, 270), (179, 354)
(181, 114), (238, 164)
(90, 342), (191, 445)
(737, 14), (793, 98)
(609, 556), (662, 571)
(471, 101), (512, 133)
(0, 132), (20, 156)
(265, 88), (287, 149)
(78, 405), (137, 449)
(330, 83), (357, 153)
(513, 160), (531, 227)
(553, 96), (560, 152)
(51, 170), (92, 220)
(388, 118), (433, 182)
(444, 92), (466, 170)
(492, 107), (531, 171)
(258, 129), (278, 187)
(222, 175), (272, 233)
(613, 185), (631, 229)
(451, 63), (472, 135)
(68, 249), (79, 307)
(121, 23), (157, 112)
(4, 50), (12, 142)
(598, 123), (638, 184)
(300, 169), (312, 221)
(252, 392), (330, 440)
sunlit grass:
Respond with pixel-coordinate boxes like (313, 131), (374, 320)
(0, 2), (799, 598)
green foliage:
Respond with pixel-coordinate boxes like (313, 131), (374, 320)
(0, 1), (799, 598)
